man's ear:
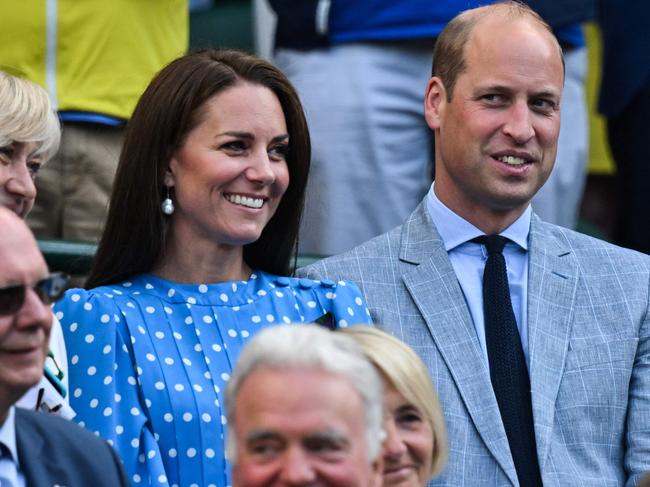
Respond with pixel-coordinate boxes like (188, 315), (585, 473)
(424, 77), (447, 131)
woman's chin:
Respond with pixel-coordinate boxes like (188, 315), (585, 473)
(382, 466), (419, 487)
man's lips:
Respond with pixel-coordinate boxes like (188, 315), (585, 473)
(490, 150), (537, 166)
(0, 343), (43, 354)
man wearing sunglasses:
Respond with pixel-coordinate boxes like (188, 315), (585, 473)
(0, 207), (128, 486)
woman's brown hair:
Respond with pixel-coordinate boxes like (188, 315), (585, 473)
(85, 48), (310, 288)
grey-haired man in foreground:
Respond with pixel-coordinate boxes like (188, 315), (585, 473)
(226, 325), (383, 487)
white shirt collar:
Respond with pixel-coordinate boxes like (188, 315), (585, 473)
(0, 407), (19, 466)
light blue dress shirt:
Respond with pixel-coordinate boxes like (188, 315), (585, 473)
(0, 407), (25, 487)
(426, 184), (533, 368)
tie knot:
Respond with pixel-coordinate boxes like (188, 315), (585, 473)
(473, 234), (508, 254)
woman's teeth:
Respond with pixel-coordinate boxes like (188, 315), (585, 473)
(225, 194), (264, 209)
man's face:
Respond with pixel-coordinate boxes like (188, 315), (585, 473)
(231, 368), (381, 487)
(425, 16), (564, 232)
(0, 211), (52, 412)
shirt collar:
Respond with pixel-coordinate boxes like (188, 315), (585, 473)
(426, 183), (531, 251)
(0, 407), (19, 465)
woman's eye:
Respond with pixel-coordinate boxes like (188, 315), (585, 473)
(269, 144), (289, 161)
(27, 161), (42, 177)
(0, 146), (13, 161)
(396, 406), (424, 427)
(221, 141), (247, 152)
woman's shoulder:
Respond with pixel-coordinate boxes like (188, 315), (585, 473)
(54, 276), (154, 323)
(260, 271), (362, 294)
(260, 272), (370, 324)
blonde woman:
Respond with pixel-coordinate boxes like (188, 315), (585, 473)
(0, 70), (71, 417)
(343, 326), (447, 487)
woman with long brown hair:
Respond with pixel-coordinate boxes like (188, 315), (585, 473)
(55, 49), (370, 486)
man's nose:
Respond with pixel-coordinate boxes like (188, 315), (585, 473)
(502, 101), (535, 144)
(14, 287), (52, 332)
(279, 447), (317, 486)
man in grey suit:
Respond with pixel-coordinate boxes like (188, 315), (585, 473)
(299, 2), (649, 486)
(0, 207), (129, 486)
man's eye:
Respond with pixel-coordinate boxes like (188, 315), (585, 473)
(304, 438), (346, 457)
(481, 94), (504, 103)
(249, 441), (281, 458)
(531, 98), (556, 112)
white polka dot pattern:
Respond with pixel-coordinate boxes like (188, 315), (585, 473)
(56, 271), (371, 486)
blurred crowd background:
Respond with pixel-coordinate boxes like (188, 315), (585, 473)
(2, 0), (648, 268)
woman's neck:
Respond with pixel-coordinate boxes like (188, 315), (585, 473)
(152, 232), (252, 284)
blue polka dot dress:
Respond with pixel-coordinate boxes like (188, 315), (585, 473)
(55, 271), (371, 487)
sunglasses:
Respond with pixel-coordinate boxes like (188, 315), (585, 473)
(0, 272), (69, 316)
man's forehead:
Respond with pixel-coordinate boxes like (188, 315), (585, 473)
(0, 211), (48, 284)
(460, 17), (563, 87)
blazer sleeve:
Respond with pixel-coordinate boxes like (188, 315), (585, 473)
(625, 276), (650, 486)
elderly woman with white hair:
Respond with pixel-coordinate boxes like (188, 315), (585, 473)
(0, 70), (71, 417)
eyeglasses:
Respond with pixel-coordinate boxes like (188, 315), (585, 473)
(0, 272), (69, 316)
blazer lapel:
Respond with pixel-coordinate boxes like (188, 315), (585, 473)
(399, 203), (519, 486)
(527, 216), (578, 470)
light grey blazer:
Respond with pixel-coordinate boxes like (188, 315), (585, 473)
(298, 201), (650, 487)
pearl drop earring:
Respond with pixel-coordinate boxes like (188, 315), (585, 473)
(161, 187), (174, 215)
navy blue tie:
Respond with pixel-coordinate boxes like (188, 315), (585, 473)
(474, 235), (542, 486)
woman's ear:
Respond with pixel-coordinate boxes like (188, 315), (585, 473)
(163, 158), (177, 187)
(424, 77), (447, 131)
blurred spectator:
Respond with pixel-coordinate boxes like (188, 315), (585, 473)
(0, 1), (188, 243)
(597, 0), (650, 254)
(226, 324), (384, 487)
(0, 70), (72, 418)
(0, 207), (128, 486)
(270, 0), (592, 257)
(526, 0), (594, 229)
(342, 326), (448, 487)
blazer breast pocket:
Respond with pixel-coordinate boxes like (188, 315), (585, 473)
(564, 337), (638, 372)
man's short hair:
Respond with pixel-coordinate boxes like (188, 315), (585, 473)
(225, 324), (384, 462)
(432, 1), (563, 101)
